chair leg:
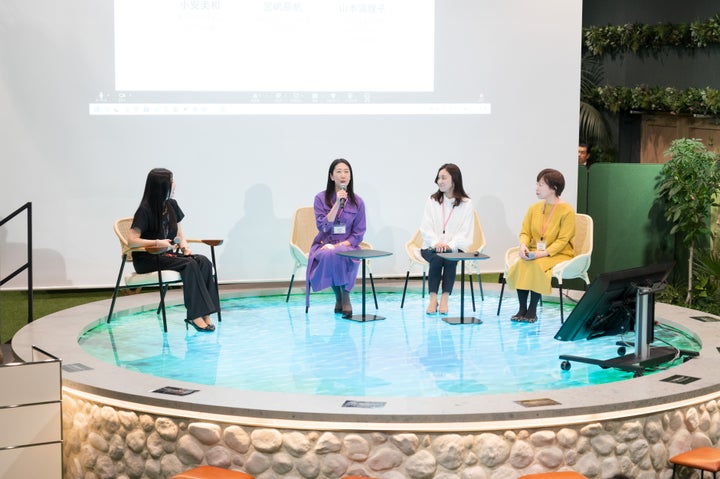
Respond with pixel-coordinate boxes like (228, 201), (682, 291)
(107, 256), (127, 323)
(401, 271), (410, 308)
(209, 245), (222, 322)
(156, 284), (169, 315)
(422, 271), (426, 298)
(559, 284), (565, 323)
(155, 258), (168, 333)
(469, 274), (476, 312)
(496, 274), (506, 316)
(286, 273), (295, 303)
(369, 272), (378, 309)
(478, 274), (484, 301)
(305, 281), (310, 314)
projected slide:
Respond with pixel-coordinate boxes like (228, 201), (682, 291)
(115, 0), (434, 92)
(91, 0), (490, 115)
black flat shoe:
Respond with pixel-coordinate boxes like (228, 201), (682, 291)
(185, 318), (214, 332)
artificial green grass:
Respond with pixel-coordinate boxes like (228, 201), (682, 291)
(0, 289), (113, 344)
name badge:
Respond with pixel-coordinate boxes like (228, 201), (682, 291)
(333, 223), (347, 235)
(537, 241), (547, 251)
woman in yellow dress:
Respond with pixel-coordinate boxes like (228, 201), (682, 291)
(506, 168), (575, 322)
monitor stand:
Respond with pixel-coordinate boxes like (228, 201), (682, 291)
(558, 285), (697, 377)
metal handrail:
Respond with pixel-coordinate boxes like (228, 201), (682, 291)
(0, 202), (33, 342)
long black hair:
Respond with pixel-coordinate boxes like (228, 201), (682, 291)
(139, 168), (174, 233)
(430, 163), (470, 206)
(323, 158), (357, 207)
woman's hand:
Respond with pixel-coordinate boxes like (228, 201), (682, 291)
(434, 242), (451, 252)
(322, 241), (350, 250)
(519, 244), (531, 259)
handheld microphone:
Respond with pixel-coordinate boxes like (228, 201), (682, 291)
(338, 183), (346, 208)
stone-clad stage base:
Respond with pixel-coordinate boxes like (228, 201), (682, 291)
(61, 390), (720, 479)
(12, 286), (720, 479)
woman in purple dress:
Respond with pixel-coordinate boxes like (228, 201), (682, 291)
(306, 159), (367, 318)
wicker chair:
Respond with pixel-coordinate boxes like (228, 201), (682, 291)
(107, 217), (222, 332)
(401, 210), (487, 307)
(497, 213), (593, 323)
(285, 206), (375, 312)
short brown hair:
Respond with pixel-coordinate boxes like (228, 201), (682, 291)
(537, 168), (565, 196)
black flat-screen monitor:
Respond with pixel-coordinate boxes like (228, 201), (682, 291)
(554, 262), (674, 342)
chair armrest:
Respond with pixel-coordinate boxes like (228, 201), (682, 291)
(551, 253), (592, 284)
(504, 246), (520, 274)
(289, 243), (309, 266)
(187, 239), (224, 247)
(122, 245), (171, 256)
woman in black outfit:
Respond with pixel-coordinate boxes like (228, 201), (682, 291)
(127, 168), (219, 332)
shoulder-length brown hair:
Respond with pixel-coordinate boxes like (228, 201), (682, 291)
(430, 163), (470, 206)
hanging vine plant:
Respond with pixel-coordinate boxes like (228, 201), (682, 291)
(583, 85), (720, 116)
(583, 14), (720, 57)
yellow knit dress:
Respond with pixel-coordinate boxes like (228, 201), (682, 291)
(506, 200), (575, 295)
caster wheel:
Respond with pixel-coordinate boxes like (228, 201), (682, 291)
(617, 346), (626, 356)
(561, 360), (571, 371)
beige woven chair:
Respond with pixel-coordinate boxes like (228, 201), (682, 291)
(497, 213), (594, 322)
(107, 217), (223, 332)
(400, 229), (428, 308)
(286, 207), (318, 302)
(401, 211), (488, 307)
(286, 206), (375, 312)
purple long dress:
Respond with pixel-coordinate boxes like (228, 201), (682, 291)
(306, 191), (367, 302)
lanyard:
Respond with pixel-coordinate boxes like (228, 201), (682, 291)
(540, 201), (558, 240)
(441, 200), (455, 234)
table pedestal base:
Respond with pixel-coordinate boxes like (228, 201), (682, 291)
(443, 316), (483, 325)
(345, 314), (385, 322)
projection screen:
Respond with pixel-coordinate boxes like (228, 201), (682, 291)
(0, 0), (582, 288)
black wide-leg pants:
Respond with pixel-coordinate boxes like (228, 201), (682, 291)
(134, 253), (219, 321)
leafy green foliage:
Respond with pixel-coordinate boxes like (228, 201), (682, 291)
(580, 16), (720, 118)
(585, 86), (720, 116)
(579, 53), (611, 149)
(690, 251), (720, 314)
(657, 139), (720, 246)
(655, 138), (720, 304)
(584, 14), (720, 56)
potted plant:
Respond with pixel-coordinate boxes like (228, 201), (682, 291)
(656, 138), (720, 305)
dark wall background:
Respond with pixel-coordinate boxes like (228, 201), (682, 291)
(582, 1), (720, 163)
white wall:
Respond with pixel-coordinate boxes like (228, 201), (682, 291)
(0, 0), (582, 288)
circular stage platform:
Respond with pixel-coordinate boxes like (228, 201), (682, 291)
(11, 286), (720, 479)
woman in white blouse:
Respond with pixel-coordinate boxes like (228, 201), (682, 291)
(419, 163), (474, 315)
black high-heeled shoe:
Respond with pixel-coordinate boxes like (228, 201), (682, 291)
(185, 318), (214, 332)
